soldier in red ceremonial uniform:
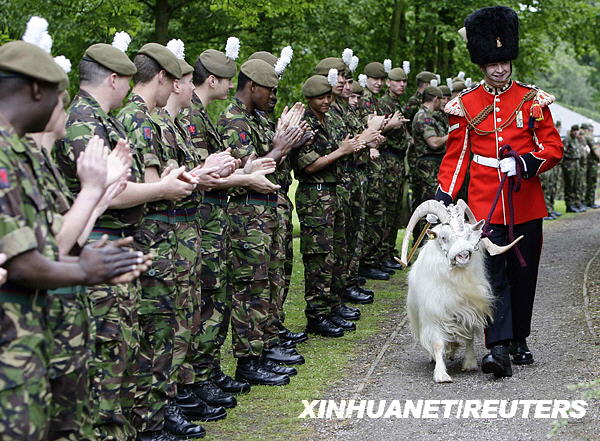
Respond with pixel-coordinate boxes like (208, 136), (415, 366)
(435, 6), (563, 378)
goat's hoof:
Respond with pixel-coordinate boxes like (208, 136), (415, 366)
(434, 372), (453, 383)
(461, 360), (478, 371)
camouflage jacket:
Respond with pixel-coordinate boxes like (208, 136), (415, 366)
(433, 110), (449, 133)
(0, 124), (60, 296)
(179, 92), (225, 161)
(378, 91), (412, 156)
(55, 90), (145, 229)
(563, 134), (582, 160)
(217, 97), (275, 196)
(412, 105), (446, 158)
(152, 108), (203, 209)
(360, 88), (381, 117)
(254, 109), (293, 190)
(118, 94), (174, 214)
(291, 109), (337, 183)
(403, 91), (423, 125)
(328, 99), (353, 172)
(344, 102), (370, 166)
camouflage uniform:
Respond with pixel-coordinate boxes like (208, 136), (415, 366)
(217, 97), (281, 358)
(359, 89), (385, 269)
(290, 109), (341, 319)
(117, 94), (178, 433)
(378, 92), (412, 261)
(0, 124), (59, 441)
(55, 90), (145, 441)
(179, 93), (232, 382)
(584, 135), (599, 206)
(561, 134), (582, 208)
(578, 137), (589, 205)
(411, 105), (446, 236)
(25, 139), (96, 441)
(403, 91), (423, 132)
(541, 165), (560, 214)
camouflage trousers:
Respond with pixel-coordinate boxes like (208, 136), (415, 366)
(561, 159), (581, 208)
(46, 288), (95, 441)
(171, 216), (202, 387)
(132, 218), (179, 433)
(339, 168), (366, 288)
(541, 166), (560, 213)
(296, 183), (342, 319)
(585, 157), (599, 206)
(578, 156), (588, 205)
(189, 202), (231, 382)
(228, 201), (281, 358)
(410, 158), (442, 241)
(380, 151), (408, 260)
(361, 160), (386, 267)
(273, 192), (294, 323)
(0, 299), (51, 441)
(87, 230), (139, 441)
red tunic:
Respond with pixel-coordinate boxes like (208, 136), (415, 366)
(436, 81), (564, 225)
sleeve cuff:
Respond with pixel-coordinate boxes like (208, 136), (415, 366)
(0, 227), (38, 260)
(435, 186), (453, 206)
(521, 152), (544, 178)
(297, 151), (321, 170)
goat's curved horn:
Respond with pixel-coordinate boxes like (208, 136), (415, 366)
(481, 235), (524, 256)
(456, 199), (477, 224)
(400, 200), (450, 266)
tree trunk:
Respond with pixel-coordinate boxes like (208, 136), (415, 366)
(388, 0), (407, 57)
(155, 0), (171, 44)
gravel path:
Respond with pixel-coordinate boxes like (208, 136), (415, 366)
(310, 210), (600, 441)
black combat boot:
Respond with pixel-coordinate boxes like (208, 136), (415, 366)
(191, 380), (237, 409)
(212, 369), (251, 394)
(235, 356), (290, 386)
(164, 404), (205, 439)
(263, 345), (305, 365)
(306, 316), (344, 337)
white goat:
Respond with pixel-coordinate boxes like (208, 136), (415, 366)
(398, 200), (521, 383)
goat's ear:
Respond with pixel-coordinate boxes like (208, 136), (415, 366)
(426, 229), (438, 239)
(470, 219), (485, 231)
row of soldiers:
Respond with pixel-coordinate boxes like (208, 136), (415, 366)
(0, 14), (469, 441)
(542, 121), (600, 218)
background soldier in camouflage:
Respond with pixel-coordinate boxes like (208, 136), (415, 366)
(562, 125), (584, 212)
(581, 123), (599, 208)
(403, 71), (437, 128)
(411, 85), (448, 239)
(541, 121), (563, 219)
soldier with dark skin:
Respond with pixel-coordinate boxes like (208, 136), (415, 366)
(0, 38), (147, 441)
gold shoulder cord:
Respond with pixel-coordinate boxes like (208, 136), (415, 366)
(458, 89), (537, 135)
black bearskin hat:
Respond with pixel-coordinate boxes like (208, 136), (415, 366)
(464, 6), (519, 65)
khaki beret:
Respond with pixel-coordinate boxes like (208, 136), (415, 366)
(571, 124), (580, 131)
(198, 49), (237, 79)
(249, 51), (277, 66)
(137, 43), (182, 79)
(302, 75), (332, 98)
(451, 80), (466, 92)
(387, 67), (408, 81)
(85, 43), (137, 76)
(416, 71), (437, 82)
(178, 59), (193, 76)
(364, 62), (386, 78)
(315, 57), (346, 76)
(424, 86), (443, 98)
(439, 85), (451, 96)
(0, 41), (67, 85)
(240, 59), (278, 88)
(351, 81), (364, 94)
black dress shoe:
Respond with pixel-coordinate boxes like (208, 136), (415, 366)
(342, 286), (374, 305)
(359, 266), (390, 280)
(235, 356), (290, 386)
(175, 390), (227, 421)
(164, 404), (205, 439)
(263, 345), (305, 365)
(357, 286), (374, 296)
(337, 306), (360, 321)
(306, 317), (344, 337)
(191, 381), (237, 409)
(481, 344), (513, 378)
(357, 276), (366, 286)
(278, 339), (297, 349)
(137, 430), (180, 441)
(278, 326), (309, 344)
(260, 358), (298, 376)
(509, 339), (534, 365)
(330, 314), (356, 331)
(382, 259), (402, 270)
(212, 370), (251, 394)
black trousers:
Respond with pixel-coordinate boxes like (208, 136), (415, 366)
(484, 218), (543, 348)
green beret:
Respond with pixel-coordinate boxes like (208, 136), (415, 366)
(580, 123), (591, 130)
(439, 85), (451, 96)
(315, 57), (346, 76)
(364, 62), (386, 78)
(416, 71), (437, 82)
(137, 43), (182, 79)
(387, 67), (408, 81)
(571, 124), (580, 131)
(249, 51), (277, 66)
(85, 43), (137, 76)
(62, 90), (71, 107)
(198, 49), (237, 79)
(0, 41), (67, 85)
(451, 80), (466, 92)
(302, 75), (332, 98)
(240, 59), (278, 88)
(424, 86), (443, 98)
(351, 81), (364, 94)
(178, 59), (193, 76)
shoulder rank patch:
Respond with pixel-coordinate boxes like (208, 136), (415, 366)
(0, 168), (9, 189)
(142, 126), (152, 140)
(187, 124), (197, 136)
(238, 130), (251, 145)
